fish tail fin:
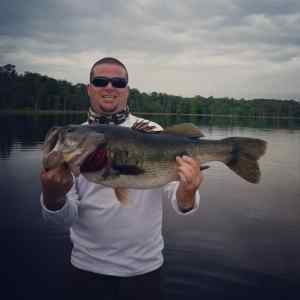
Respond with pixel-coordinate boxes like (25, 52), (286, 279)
(223, 137), (267, 183)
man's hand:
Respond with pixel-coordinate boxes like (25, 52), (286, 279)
(40, 163), (73, 210)
(175, 156), (204, 212)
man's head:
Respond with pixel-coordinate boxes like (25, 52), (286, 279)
(87, 57), (129, 114)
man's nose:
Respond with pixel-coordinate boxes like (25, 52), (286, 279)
(104, 81), (114, 89)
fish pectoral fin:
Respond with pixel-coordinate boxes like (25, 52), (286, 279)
(114, 188), (129, 206)
(164, 123), (205, 138)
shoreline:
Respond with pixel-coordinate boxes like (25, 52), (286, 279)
(0, 109), (299, 120)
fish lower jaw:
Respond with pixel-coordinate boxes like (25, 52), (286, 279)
(63, 149), (84, 162)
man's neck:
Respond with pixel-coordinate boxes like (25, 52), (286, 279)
(87, 107), (129, 125)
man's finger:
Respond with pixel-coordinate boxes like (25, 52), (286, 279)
(177, 164), (194, 178)
(181, 155), (200, 168)
(178, 172), (187, 184)
(176, 155), (200, 168)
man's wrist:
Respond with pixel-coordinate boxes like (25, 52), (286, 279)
(179, 203), (194, 213)
(178, 197), (195, 212)
(176, 188), (196, 212)
(43, 194), (67, 211)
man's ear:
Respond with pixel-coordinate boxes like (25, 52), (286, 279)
(87, 84), (92, 97)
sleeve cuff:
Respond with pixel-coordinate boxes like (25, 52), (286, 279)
(164, 182), (201, 215)
(40, 194), (69, 214)
(172, 189), (200, 215)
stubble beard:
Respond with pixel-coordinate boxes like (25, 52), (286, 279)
(98, 103), (120, 114)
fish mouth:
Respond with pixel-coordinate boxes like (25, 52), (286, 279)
(80, 145), (108, 173)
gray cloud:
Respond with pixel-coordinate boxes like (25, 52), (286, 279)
(0, 0), (299, 100)
(233, 0), (300, 16)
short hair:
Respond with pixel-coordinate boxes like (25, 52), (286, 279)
(89, 57), (129, 83)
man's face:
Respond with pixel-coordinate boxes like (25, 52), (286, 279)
(87, 63), (129, 114)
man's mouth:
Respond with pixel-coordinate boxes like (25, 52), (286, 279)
(102, 95), (115, 100)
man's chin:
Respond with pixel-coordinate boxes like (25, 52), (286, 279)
(99, 104), (119, 114)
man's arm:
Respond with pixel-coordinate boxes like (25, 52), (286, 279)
(175, 156), (203, 213)
(162, 156), (203, 215)
(40, 164), (79, 227)
(40, 164), (73, 209)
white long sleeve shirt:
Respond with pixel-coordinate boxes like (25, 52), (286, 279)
(41, 114), (200, 277)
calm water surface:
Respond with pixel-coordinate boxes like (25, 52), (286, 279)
(1, 114), (300, 299)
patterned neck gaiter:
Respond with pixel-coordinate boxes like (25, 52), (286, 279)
(87, 106), (129, 125)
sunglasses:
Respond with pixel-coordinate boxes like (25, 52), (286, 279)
(91, 76), (128, 88)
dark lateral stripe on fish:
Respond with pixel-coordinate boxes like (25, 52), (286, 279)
(112, 164), (145, 175)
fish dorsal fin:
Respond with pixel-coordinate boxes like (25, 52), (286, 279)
(164, 123), (204, 138)
(131, 120), (159, 133)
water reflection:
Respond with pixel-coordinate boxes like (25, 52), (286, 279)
(139, 114), (300, 130)
(1, 113), (300, 299)
(0, 113), (86, 159)
(1, 113), (299, 159)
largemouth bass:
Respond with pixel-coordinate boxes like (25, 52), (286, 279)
(42, 123), (267, 203)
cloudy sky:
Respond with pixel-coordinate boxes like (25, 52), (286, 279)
(1, 0), (300, 100)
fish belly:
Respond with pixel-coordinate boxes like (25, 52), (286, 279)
(84, 161), (177, 189)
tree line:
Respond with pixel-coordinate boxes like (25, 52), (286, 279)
(1, 64), (299, 118)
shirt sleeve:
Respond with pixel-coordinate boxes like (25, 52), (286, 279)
(162, 181), (200, 215)
(40, 176), (80, 228)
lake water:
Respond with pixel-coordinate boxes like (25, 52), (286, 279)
(1, 113), (300, 299)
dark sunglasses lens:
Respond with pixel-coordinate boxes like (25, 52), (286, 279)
(111, 78), (127, 88)
(92, 77), (109, 87)
(92, 77), (127, 88)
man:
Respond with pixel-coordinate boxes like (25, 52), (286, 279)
(40, 57), (203, 299)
